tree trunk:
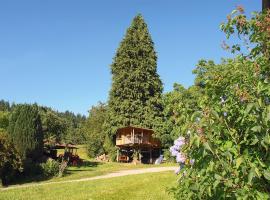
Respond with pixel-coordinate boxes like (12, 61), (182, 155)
(262, 0), (270, 11)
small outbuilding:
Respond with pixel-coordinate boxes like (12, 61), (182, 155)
(115, 126), (161, 164)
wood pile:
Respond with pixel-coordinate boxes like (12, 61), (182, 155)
(95, 154), (109, 162)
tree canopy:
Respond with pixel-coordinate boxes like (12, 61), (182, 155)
(8, 104), (43, 161)
(84, 102), (107, 158)
(105, 14), (164, 138)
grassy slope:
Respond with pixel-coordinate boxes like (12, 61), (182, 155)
(9, 145), (177, 185)
(0, 172), (177, 200)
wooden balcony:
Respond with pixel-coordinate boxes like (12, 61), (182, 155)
(116, 135), (148, 146)
(115, 126), (161, 147)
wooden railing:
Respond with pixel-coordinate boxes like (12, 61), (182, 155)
(116, 135), (147, 145)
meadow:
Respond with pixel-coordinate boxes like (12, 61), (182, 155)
(0, 145), (178, 200)
(0, 171), (176, 200)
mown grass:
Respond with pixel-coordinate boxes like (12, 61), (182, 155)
(6, 145), (176, 185)
(0, 171), (177, 200)
(59, 161), (176, 181)
(5, 144), (177, 186)
(7, 161), (177, 186)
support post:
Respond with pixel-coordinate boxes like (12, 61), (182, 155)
(150, 147), (152, 164)
(116, 148), (119, 162)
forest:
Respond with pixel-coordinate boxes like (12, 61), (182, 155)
(1, 2), (270, 200)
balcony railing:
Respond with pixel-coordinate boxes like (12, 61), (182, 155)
(116, 135), (147, 146)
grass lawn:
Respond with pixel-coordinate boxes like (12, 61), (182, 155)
(7, 145), (177, 185)
(7, 161), (177, 186)
(0, 171), (177, 200)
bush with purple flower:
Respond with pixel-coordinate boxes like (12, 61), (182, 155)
(169, 135), (195, 174)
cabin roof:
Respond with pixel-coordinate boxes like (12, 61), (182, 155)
(116, 126), (154, 133)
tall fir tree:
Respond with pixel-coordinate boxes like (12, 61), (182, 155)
(8, 104), (43, 162)
(105, 14), (164, 139)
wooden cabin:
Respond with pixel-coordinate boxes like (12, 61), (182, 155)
(115, 126), (161, 164)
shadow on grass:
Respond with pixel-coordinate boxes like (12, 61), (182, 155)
(81, 160), (102, 167)
(5, 161), (103, 187)
(65, 161), (103, 173)
(7, 172), (52, 186)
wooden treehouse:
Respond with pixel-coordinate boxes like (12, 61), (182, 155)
(115, 126), (161, 164)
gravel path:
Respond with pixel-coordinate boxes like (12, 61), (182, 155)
(1, 166), (178, 191)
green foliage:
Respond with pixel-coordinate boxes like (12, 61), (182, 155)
(0, 130), (21, 186)
(103, 134), (117, 161)
(162, 84), (202, 149)
(58, 111), (86, 144)
(84, 103), (107, 158)
(105, 14), (164, 139)
(8, 104), (43, 162)
(171, 9), (270, 199)
(40, 159), (59, 177)
(40, 108), (67, 142)
(0, 99), (11, 112)
(39, 106), (86, 144)
(0, 111), (9, 131)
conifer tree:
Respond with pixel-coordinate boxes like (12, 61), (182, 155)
(105, 14), (164, 138)
(8, 104), (43, 162)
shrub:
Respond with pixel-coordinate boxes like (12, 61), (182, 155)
(0, 130), (21, 186)
(8, 104), (43, 162)
(170, 9), (270, 199)
(40, 159), (59, 177)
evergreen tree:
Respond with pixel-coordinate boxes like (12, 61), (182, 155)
(84, 102), (107, 158)
(105, 14), (163, 138)
(0, 99), (11, 111)
(0, 130), (21, 186)
(8, 104), (43, 162)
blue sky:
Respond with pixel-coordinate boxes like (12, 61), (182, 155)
(0, 0), (260, 115)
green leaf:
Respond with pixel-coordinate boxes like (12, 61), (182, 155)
(245, 103), (254, 115)
(263, 170), (270, 181)
(211, 110), (219, 119)
(203, 142), (214, 154)
(266, 110), (270, 122)
(251, 126), (261, 133)
(231, 9), (237, 15)
(224, 141), (233, 149)
(213, 180), (220, 188)
(248, 168), (255, 184)
(214, 173), (222, 180)
(250, 136), (259, 145)
(256, 191), (269, 199)
(235, 157), (243, 169)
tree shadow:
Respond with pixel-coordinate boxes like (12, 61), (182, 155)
(80, 160), (102, 167)
(65, 160), (103, 173)
(6, 172), (52, 186)
(4, 160), (103, 187)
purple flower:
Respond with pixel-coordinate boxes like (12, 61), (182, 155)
(169, 146), (178, 157)
(176, 152), (186, 163)
(190, 159), (195, 165)
(223, 112), (227, 117)
(174, 137), (185, 149)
